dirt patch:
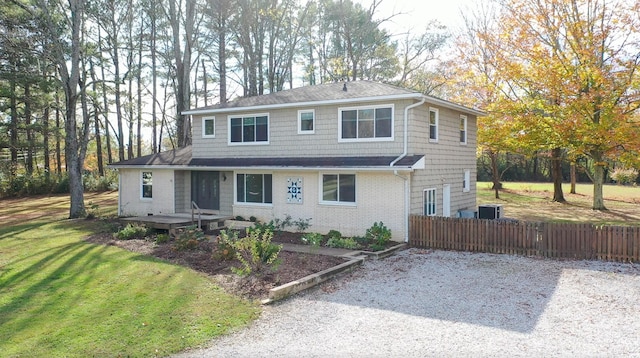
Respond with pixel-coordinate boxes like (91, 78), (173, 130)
(85, 231), (347, 299)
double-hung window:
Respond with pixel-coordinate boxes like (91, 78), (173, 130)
(298, 109), (315, 134)
(229, 114), (269, 144)
(339, 105), (393, 141)
(460, 115), (467, 144)
(321, 174), (356, 204)
(236, 173), (272, 204)
(429, 108), (439, 142)
(202, 116), (215, 138)
(424, 188), (436, 216)
(141, 171), (153, 199)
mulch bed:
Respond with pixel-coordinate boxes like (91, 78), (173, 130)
(85, 230), (348, 299)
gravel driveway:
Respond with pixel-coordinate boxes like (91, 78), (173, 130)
(176, 249), (640, 357)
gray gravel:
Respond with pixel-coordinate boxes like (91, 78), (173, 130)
(175, 249), (640, 357)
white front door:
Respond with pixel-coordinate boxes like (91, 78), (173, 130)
(443, 184), (451, 217)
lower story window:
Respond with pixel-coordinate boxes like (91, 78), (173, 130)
(142, 171), (153, 199)
(424, 188), (436, 216)
(236, 173), (272, 204)
(322, 174), (356, 203)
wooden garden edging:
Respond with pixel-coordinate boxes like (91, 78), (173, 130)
(409, 215), (640, 262)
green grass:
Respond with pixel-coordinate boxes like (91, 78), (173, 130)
(0, 193), (260, 357)
(477, 182), (640, 225)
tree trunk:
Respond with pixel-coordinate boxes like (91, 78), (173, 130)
(551, 148), (565, 202)
(489, 150), (501, 199)
(570, 161), (576, 194)
(43, 106), (50, 180)
(55, 92), (62, 174)
(150, 0), (158, 153)
(9, 74), (18, 177)
(89, 60), (104, 176)
(592, 152), (607, 210)
(25, 83), (34, 174)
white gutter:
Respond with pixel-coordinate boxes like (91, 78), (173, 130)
(110, 164), (414, 172)
(390, 98), (425, 243)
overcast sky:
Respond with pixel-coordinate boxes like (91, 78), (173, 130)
(353, 0), (468, 35)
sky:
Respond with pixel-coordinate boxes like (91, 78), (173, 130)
(353, 0), (468, 35)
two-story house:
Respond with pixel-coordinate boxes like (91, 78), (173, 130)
(111, 81), (483, 241)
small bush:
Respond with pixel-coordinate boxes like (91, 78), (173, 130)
(235, 215), (246, 221)
(250, 220), (276, 235)
(85, 201), (100, 219)
(249, 216), (257, 222)
(325, 237), (360, 249)
(213, 230), (239, 261)
(229, 228), (282, 276)
(173, 225), (205, 251)
(115, 223), (148, 240)
(327, 230), (342, 240)
(610, 168), (639, 185)
(301, 232), (324, 248)
(365, 221), (391, 247)
(293, 217), (312, 232)
(155, 233), (171, 244)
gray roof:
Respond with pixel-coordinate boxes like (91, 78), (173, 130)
(183, 81), (420, 114)
(110, 145), (424, 170)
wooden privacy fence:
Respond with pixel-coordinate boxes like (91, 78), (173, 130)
(409, 215), (640, 262)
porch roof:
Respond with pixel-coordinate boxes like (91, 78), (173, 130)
(109, 146), (425, 171)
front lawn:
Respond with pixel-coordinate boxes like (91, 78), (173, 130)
(0, 193), (259, 357)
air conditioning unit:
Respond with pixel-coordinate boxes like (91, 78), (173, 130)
(478, 204), (503, 219)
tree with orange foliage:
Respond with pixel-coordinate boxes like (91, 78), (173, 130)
(460, 0), (640, 210)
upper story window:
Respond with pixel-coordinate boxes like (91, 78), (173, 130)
(202, 116), (215, 138)
(229, 114), (269, 144)
(429, 108), (438, 142)
(339, 105), (393, 141)
(236, 173), (272, 204)
(321, 173), (356, 205)
(141, 171), (153, 199)
(298, 109), (315, 134)
(460, 115), (467, 144)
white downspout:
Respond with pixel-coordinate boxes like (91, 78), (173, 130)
(391, 98), (425, 243)
(117, 170), (122, 216)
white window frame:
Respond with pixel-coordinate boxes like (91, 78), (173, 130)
(234, 172), (273, 206)
(463, 169), (471, 192)
(319, 173), (357, 206)
(460, 115), (468, 145)
(298, 109), (315, 134)
(202, 116), (215, 138)
(423, 188), (437, 216)
(429, 107), (439, 143)
(141, 171), (153, 200)
(227, 113), (270, 146)
(338, 104), (394, 142)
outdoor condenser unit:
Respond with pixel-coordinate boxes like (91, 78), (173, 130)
(478, 204), (503, 220)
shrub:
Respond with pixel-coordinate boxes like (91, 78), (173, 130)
(301, 232), (324, 248)
(293, 217), (312, 232)
(115, 223), (149, 240)
(250, 220), (276, 235)
(229, 228), (282, 276)
(85, 201), (100, 219)
(235, 215), (246, 221)
(327, 230), (342, 240)
(213, 230), (239, 261)
(249, 216), (257, 222)
(610, 168), (639, 185)
(365, 221), (391, 250)
(325, 237), (360, 250)
(173, 225), (205, 251)
(155, 233), (171, 244)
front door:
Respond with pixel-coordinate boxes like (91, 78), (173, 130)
(191, 171), (220, 211)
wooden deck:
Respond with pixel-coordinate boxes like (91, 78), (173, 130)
(120, 213), (232, 233)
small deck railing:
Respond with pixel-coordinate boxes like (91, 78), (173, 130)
(191, 201), (202, 229)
